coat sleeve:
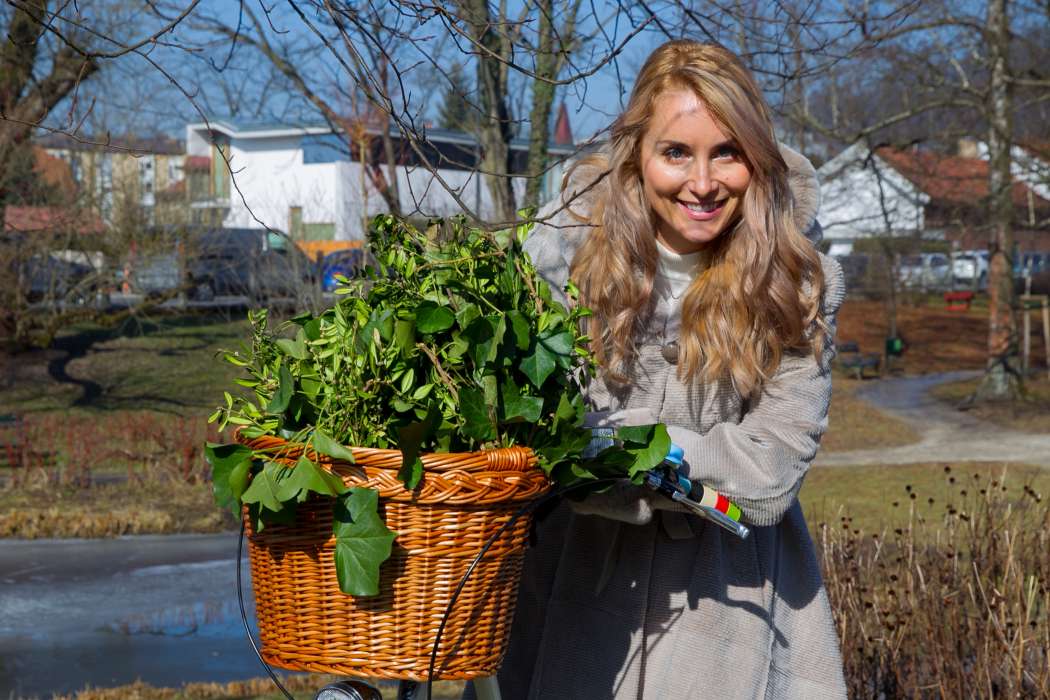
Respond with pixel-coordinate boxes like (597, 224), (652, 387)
(665, 256), (846, 527)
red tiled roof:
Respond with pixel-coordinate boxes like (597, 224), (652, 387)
(184, 155), (211, 171)
(32, 147), (77, 201)
(3, 206), (106, 235)
(553, 102), (574, 147)
(876, 147), (1049, 210)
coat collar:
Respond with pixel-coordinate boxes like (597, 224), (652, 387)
(779, 143), (822, 245)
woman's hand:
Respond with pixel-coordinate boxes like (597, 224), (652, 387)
(572, 408), (661, 525)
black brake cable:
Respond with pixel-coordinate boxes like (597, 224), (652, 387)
(236, 479), (617, 700)
(237, 518), (296, 700)
(424, 479), (617, 700)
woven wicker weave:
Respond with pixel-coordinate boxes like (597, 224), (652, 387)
(236, 433), (550, 681)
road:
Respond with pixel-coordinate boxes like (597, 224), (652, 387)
(0, 533), (273, 698)
(816, 371), (1050, 468)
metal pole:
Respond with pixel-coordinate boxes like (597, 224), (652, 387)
(1043, 297), (1050, 380)
(1023, 297), (1031, 374)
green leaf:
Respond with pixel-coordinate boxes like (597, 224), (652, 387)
(399, 367), (415, 395)
(313, 430), (356, 462)
(463, 316), (495, 369)
(456, 303), (481, 330)
(276, 332), (307, 360)
(620, 424), (672, 477)
(506, 310), (531, 351)
(303, 317), (322, 341)
(617, 424), (655, 446)
(540, 330), (575, 369)
(267, 364), (293, 414)
(278, 455), (348, 502)
(228, 459), (251, 509)
(204, 443), (252, 516)
(394, 318), (416, 353)
(459, 387), (495, 442)
(332, 489), (397, 596)
(520, 341), (556, 388)
(396, 407), (438, 490)
(501, 380), (544, 423)
(416, 303), (455, 333)
(241, 461), (293, 512)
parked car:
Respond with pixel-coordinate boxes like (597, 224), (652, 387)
(319, 248), (368, 292)
(185, 227), (315, 303)
(952, 250), (989, 288)
(898, 252), (951, 290)
(1015, 251), (1050, 295)
(23, 254), (98, 305)
(112, 227), (317, 306)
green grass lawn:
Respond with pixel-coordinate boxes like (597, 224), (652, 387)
(1, 313), (249, 416)
(801, 461), (1050, 535)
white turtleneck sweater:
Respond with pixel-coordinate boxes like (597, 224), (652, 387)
(653, 241), (704, 303)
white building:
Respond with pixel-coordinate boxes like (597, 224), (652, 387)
(184, 119), (575, 242)
(816, 142), (929, 257)
(818, 141), (1050, 256)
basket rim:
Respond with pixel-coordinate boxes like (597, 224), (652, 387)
(233, 429), (550, 504)
(234, 428), (537, 472)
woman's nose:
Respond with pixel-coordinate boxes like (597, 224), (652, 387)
(687, 161), (718, 197)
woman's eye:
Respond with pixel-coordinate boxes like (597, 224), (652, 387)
(664, 146), (686, 160)
(714, 144), (739, 160)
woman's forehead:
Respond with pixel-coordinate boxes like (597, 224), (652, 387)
(645, 90), (731, 143)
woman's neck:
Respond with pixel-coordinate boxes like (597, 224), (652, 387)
(655, 239), (705, 295)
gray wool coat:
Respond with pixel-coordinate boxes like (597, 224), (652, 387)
(468, 146), (847, 700)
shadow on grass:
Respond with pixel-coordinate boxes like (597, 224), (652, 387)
(33, 312), (249, 412)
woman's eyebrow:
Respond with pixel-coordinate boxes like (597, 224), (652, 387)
(652, 139), (738, 151)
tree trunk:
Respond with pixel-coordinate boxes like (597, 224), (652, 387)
(975, 0), (1021, 401)
(524, 0), (556, 211)
(458, 0), (516, 222)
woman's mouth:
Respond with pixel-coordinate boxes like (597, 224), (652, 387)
(677, 199), (725, 221)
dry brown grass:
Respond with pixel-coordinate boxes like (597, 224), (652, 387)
(822, 378), (921, 453)
(932, 374), (1050, 434)
(45, 675), (465, 700)
(836, 298), (1001, 374)
(0, 475), (235, 538)
(818, 464), (1049, 697)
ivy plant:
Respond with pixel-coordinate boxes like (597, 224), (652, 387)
(205, 215), (667, 596)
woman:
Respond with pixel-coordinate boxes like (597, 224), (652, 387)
(481, 40), (846, 699)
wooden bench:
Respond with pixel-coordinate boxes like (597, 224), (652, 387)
(836, 342), (881, 379)
(944, 290), (975, 311)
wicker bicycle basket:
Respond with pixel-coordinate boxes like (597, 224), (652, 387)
(235, 432), (551, 681)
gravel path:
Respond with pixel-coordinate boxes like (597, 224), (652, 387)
(816, 371), (1050, 468)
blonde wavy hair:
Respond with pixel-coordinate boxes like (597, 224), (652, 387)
(568, 40), (826, 397)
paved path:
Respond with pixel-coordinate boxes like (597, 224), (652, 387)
(816, 371), (1050, 468)
(0, 533), (263, 698)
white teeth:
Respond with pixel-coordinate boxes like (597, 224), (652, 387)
(682, 200), (721, 213)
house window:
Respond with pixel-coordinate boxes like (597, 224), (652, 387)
(302, 134), (346, 164)
(211, 139), (231, 200)
(289, 206), (303, 239)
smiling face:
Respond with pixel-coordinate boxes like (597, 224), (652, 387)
(639, 89), (752, 255)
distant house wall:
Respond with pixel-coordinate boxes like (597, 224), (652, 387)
(186, 121), (570, 242)
(43, 140), (186, 227)
(817, 143), (928, 253)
